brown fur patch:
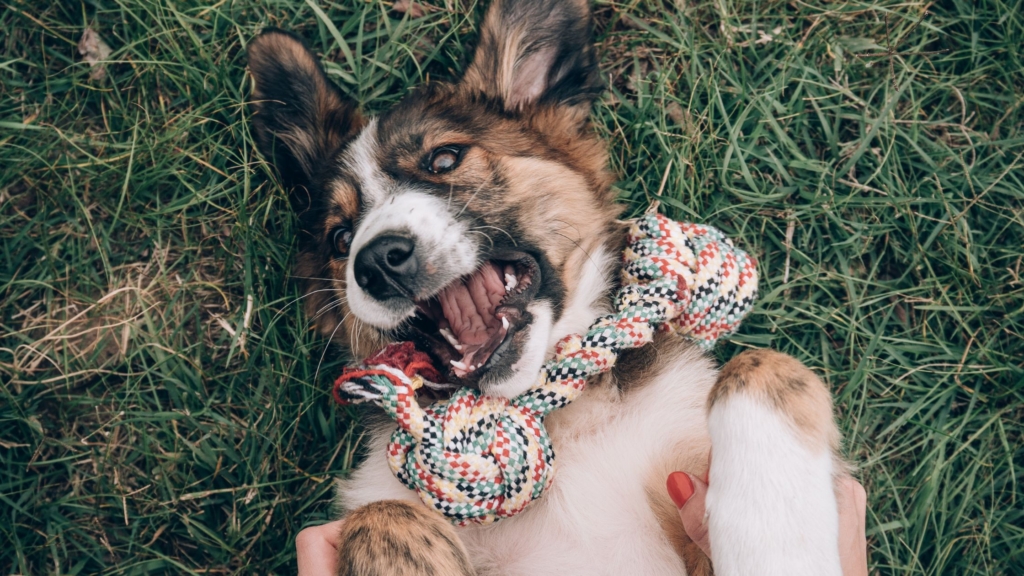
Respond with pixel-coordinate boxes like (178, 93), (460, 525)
(337, 500), (475, 576)
(709, 349), (839, 453)
(498, 154), (621, 299)
(328, 181), (360, 222)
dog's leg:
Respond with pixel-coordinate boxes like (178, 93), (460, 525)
(336, 500), (475, 576)
(705, 349), (844, 576)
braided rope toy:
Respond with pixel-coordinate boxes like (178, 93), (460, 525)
(334, 212), (758, 525)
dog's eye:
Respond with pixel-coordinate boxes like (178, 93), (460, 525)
(330, 225), (353, 258)
(425, 145), (465, 174)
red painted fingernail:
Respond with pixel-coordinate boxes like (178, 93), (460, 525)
(667, 472), (695, 508)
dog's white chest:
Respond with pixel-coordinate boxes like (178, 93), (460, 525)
(457, 438), (691, 575)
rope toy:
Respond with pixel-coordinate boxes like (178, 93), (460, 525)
(334, 212), (758, 525)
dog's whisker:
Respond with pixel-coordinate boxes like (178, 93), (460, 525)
(289, 274), (345, 283)
(552, 230), (600, 271)
(307, 297), (349, 329)
(553, 219), (584, 241)
(262, 288), (343, 333)
(468, 229), (495, 248)
(353, 317), (367, 357)
(455, 180), (487, 219)
(314, 314), (347, 384)
(470, 224), (519, 246)
(289, 288), (343, 304)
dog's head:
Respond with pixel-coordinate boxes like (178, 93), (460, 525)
(248, 0), (622, 397)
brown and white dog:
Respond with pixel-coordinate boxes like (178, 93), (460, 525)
(246, 1), (846, 574)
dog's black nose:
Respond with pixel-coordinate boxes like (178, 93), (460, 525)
(353, 234), (419, 301)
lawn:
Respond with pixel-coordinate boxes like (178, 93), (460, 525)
(2, 0), (1022, 573)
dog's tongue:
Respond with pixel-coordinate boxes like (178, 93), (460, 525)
(438, 262), (506, 348)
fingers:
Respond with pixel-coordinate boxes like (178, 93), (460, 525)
(667, 471), (711, 557)
(296, 519), (346, 576)
(836, 477), (868, 576)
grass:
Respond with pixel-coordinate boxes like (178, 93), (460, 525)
(1, 0), (1022, 573)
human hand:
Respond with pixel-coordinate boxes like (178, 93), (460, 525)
(296, 519), (344, 576)
(666, 470), (868, 576)
(835, 475), (868, 576)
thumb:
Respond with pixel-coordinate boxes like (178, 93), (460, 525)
(667, 471), (711, 558)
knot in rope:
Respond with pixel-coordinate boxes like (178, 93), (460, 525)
(333, 213), (758, 525)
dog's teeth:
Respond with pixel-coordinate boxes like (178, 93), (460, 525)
(440, 327), (461, 348)
(504, 273), (518, 292)
(450, 360), (468, 371)
(501, 316), (510, 329)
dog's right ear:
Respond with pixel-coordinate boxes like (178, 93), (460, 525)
(246, 29), (362, 207)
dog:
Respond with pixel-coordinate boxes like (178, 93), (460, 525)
(246, 1), (847, 574)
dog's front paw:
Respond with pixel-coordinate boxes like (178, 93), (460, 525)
(337, 500), (475, 576)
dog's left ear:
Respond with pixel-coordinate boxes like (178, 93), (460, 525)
(461, 0), (601, 112)
(247, 29), (362, 208)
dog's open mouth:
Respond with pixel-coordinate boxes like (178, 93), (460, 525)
(408, 252), (539, 384)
